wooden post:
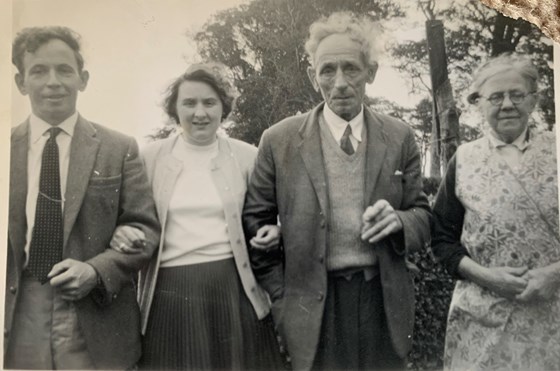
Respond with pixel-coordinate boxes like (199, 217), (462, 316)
(426, 20), (460, 176)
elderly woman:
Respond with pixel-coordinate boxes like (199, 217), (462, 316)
(110, 63), (283, 370)
(432, 52), (560, 370)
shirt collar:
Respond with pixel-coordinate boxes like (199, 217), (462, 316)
(322, 103), (364, 143)
(487, 126), (530, 151)
(29, 112), (78, 144)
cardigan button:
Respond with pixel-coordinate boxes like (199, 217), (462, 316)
(9, 286), (16, 294)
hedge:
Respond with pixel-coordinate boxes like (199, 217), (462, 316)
(407, 177), (455, 370)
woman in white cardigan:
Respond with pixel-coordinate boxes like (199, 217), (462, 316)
(110, 63), (283, 370)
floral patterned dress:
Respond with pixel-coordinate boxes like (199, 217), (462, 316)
(444, 130), (560, 370)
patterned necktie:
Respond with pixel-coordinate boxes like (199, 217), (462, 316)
(340, 124), (355, 155)
(28, 127), (64, 284)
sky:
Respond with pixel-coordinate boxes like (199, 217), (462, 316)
(10, 0), (251, 144)
(8, 0), (426, 145)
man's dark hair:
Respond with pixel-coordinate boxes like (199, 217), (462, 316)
(12, 26), (85, 75)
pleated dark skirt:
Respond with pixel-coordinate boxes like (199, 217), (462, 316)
(139, 258), (284, 371)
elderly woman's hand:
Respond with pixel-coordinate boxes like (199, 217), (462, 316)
(109, 225), (147, 254)
(516, 264), (560, 302)
(250, 225), (281, 250)
(458, 257), (528, 299)
(480, 266), (529, 299)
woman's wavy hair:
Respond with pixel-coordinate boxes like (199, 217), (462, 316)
(163, 62), (236, 122)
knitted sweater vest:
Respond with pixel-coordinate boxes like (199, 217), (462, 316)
(318, 116), (377, 271)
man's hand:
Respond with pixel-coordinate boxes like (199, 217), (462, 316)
(361, 200), (403, 244)
(48, 259), (99, 301)
(250, 225), (281, 250)
(516, 265), (560, 302)
(109, 225), (147, 254)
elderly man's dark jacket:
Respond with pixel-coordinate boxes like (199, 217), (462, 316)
(243, 103), (431, 370)
(6, 116), (160, 369)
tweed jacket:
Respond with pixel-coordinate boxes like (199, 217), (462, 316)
(243, 103), (432, 370)
(6, 116), (160, 369)
(137, 134), (270, 334)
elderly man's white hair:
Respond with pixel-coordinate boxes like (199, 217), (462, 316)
(305, 11), (382, 68)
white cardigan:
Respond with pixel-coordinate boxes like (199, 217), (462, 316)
(136, 134), (270, 334)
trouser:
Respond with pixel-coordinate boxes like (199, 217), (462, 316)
(5, 271), (95, 370)
(313, 270), (405, 370)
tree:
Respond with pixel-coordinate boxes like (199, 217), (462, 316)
(193, 0), (404, 145)
(389, 0), (554, 143)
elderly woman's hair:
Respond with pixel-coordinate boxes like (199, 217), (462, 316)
(305, 12), (381, 68)
(467, 52), (539, 104)
(12, 26), (85, 75)
(163, 62), (236, 123)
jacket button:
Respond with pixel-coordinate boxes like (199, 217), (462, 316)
(112, 293), (118, 299)
(317, 292), (324, 301)
(9, 286), (16, 294)
(4, 328), (8, 337)
(320, 220), (325, 228)
(318, 256), (324, 264)
(243, 262), (248, 268)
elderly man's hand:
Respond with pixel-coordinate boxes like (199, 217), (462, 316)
(361, 200), (403, 244)
(516, 265), (560, 302)
(250, 224), (281, 250)
(48, 259), (99, 301)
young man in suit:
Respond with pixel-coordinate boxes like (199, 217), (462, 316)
(243, 12), (431, 370)
(5, 26), (160, 369)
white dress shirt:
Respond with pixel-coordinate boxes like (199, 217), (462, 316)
(322, 103), (364, 150)
(24, 112), (78, 266)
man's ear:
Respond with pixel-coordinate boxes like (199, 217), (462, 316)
(15, 73), (27, 95)
(366, 62), (378, 84)
(307, 66), (319, 92)
(79, 70), (90, 92)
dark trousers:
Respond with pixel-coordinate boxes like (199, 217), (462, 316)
(313, 272), (405, 370)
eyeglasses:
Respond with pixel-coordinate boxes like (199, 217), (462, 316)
(479, 90), (536, 106)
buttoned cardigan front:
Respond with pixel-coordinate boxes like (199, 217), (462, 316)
(137, 134), (270, 334)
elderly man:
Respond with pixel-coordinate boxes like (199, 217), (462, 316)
(6, 26), (160, 369)
(243, 12), (431, 370)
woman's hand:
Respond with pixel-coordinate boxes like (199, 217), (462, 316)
(458, 257), (528, 299)
(250, 225), (281, 250)
(516, 263), (560, 302)
(109, 225), (147, 254)
(479, 266), (529, 299)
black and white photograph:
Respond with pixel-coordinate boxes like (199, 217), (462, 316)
(3, 0), (558, 370)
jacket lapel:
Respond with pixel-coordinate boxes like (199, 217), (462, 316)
(63, 116), (100, 248)
(9, 121), (30, 266)
(363, 107), (388, 206)
(297, 104), (329, 215)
